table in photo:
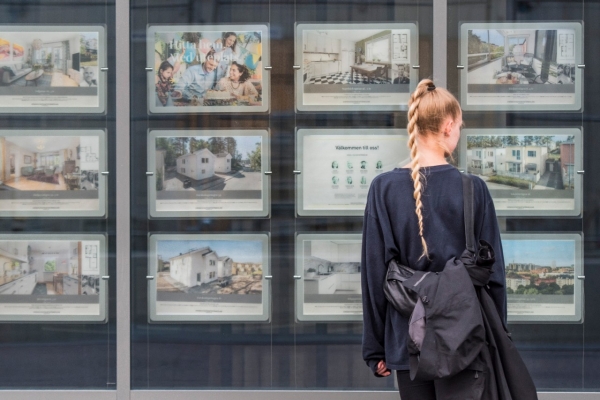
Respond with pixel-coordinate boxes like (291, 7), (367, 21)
(25, 70), (44, 86)
(493, 72), (529, 84)
(350, 64), (387, 83)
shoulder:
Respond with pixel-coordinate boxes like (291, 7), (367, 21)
(217, 77), (229, 84)
(369, 168), (410, 192)
(467, 173), (493, 203)
(365, 169), (411, 215)
(184, 65), (201, 74)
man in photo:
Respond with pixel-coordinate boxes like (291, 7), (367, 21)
(360, 161), (367, 169)
(80, 67), (98, 87)
(173, 49), (224, 101)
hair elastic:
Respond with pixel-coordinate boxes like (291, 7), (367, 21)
(427, 84), (436, 91)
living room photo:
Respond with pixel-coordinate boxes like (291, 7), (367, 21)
(0, 135), (99, 192)
(0, 30), (98, 89)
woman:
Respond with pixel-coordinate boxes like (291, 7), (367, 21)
(215, 32), (240, 63)
(361, 79), (506, 399)
(215, 61), (259, 104)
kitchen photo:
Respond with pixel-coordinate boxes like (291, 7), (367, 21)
(301, 28), (410, 86)
(296, 23), (417, 112)
(0, 134), (100, 192)
(0, 239), (101, 297)
(302, 239), (361, 296)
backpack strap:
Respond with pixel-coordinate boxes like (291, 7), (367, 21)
(461, 173), (475, 253)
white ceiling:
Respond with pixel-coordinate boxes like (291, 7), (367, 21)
(309, 29), (387, 42)
(5, 136), (79, 153)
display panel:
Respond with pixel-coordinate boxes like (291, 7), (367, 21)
(147, 24), (269, 114)
(295, 233), (362, 322)
(296, 128), (409, 216)
(0, 25), (106, 114)
(503, 233), (583, 323)
(459, 22), (583, 112)
(147, 129), (269, 218)
(460, 128), (582, 217)
(0, 129), (107, 217)
(148, 234), (270, 323)
(295, 23), (418, 112)
(0, 234), (107, 323)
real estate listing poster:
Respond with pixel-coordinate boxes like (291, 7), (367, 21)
(0, 25), (106, 114)
(503, 233), (583, 323)
(0, 234), (107, 322)
(148, 129), (269, 218)
(460, 22), (583, 112)
(460, 128), (582, 217)
(147, 24), (269, 114)
(295, 23), (418, 112)
(295, 233), (362, 322)
(297, 128), (409, 216)
(0, 130), (107, 218)
(148, 234), (270, 323)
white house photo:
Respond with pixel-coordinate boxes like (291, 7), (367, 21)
(466, 135), (575, 191)
(169, 246), (233, 288)
(176, 148), (232, 181)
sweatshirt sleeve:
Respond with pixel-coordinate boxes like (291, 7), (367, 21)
(361, 209), (389, 376)
(475, 183), (507, 325)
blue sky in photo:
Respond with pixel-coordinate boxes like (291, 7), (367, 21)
(471, 29), (504, 47)
(503, 240), (575, 266)
(157, 240), (263, 264)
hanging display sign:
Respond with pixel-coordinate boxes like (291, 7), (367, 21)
(296, 128), (409, 216)
(147, 129), (269, 218)
(148, 233), (270, 323)
(0, 129), (107, 218)
(147, 24), (269, 114)
(0, 25), (106, 113)
(503, 233), (583, 323)
(460, 128), (582, 217)
(0, 234), (107, 323)
(459, 22), (583, 112)
(295, 23), (418, 112)
(295, 233), (362, 322)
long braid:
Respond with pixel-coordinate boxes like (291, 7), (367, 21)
(407, 83), (430, 259)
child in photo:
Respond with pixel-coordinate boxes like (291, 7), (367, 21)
(156, 61), (174, 107)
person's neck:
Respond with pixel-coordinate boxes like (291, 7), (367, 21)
(403, 138), (448, 169)
(415, 145), (448, 167)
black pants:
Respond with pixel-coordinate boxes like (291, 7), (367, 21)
(396, 370), (436, 400)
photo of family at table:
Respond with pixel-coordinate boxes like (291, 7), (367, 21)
(150, 27), (266, 112)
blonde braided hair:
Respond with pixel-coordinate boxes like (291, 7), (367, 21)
(406, 79), (461, 259)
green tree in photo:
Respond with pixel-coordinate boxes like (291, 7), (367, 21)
(156, 137), (178, 167)
(189, 138), (209, 153)
(247, 142), (261, 171)
(44, 260), (56, 272)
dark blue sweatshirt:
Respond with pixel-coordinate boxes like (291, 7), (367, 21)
(361, 164), (506, 375)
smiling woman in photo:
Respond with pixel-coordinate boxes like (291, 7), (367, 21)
(215, 61), (259, 104)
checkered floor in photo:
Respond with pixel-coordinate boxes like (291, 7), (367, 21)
(307, 72), (392, 84)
